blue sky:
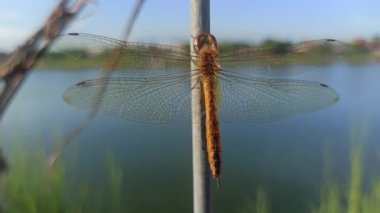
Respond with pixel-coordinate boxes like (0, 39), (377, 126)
(0, 0), (379, 51)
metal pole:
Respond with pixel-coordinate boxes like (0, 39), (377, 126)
(190, 0), (211, 213)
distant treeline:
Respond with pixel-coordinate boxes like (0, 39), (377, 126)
(1, 37), (379, 69)
(219, 37), (380, 56)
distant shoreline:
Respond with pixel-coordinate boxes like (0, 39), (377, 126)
(34, 53), (379, 70)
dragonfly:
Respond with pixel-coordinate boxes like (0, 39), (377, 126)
(52, 33), (341, 181)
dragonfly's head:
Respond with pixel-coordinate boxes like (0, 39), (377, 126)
(193, 34), (218, 52)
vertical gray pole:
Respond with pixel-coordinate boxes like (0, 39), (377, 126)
(190, 0), (211, 213)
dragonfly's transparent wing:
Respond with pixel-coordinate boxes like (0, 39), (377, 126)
(63, 73), (193, 123)
(218, 39), (346, 76)
(64, 70), (338, 123)
(48, 33), (190, 71)
(59, 34), (340, 123)
(217, 70), (339, 122)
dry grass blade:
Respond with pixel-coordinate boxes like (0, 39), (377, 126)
(46, 0), (146, 169)
(0, 0), (89, 119)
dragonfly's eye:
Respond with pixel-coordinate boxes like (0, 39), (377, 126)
(193, 37), (199, 51)
(194, 34), (218, 51)
(194, 34), (205, 51)
(208, 34), (218, 48)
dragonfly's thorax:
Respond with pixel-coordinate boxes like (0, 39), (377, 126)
(194, 34), (220, 77)
(198, 49), (219, 77)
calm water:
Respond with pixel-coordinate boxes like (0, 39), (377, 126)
(1, 63), (380, 212)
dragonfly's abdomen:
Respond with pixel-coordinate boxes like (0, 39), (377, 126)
(202, 76), (221, 179)
(198, 49), (221, 179)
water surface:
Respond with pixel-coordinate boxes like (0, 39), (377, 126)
(1, 63), (380, 212)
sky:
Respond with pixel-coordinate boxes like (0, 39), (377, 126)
(0, 0), (379, 51)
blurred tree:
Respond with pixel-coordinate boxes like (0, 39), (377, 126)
(258, 39), (292, 55)
(218, 42), (250, 53)
(308, 43), (334, 55)
(349, 39), (370, 55)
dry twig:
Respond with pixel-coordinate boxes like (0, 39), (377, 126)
(46, 0), (146, 168)
(0, 0), (89, 120)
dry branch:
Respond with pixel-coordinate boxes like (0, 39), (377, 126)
(0, 0), (89, 119)
(46, 0), (146, 168)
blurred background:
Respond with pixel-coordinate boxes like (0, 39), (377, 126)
(0, 0), (380, 212)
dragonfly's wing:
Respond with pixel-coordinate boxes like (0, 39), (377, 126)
(48, 33), (190, 71)
(63, 73), (193, 123)
(64, 71), (339, 123)
(217, 70), (339, 122)
(218, 39), (346, 76)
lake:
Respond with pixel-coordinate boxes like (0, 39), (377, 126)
(1, 62), (380, 212)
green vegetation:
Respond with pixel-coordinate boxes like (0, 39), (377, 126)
(0, 142), (66, 213)
(312, 122), (380, 213)
(0, 140), (125, 213)
(1, 121), (379, 212)
(258, 39), (292, 55)
(239, 187), (270, 213)
(237, 122), (379, 213)
(217, 42), (250, 53)
(37, 47), (190, 70)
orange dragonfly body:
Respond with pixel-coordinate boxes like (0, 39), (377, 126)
(194, 34), (222, 179)
(56, 33), (341, 181)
